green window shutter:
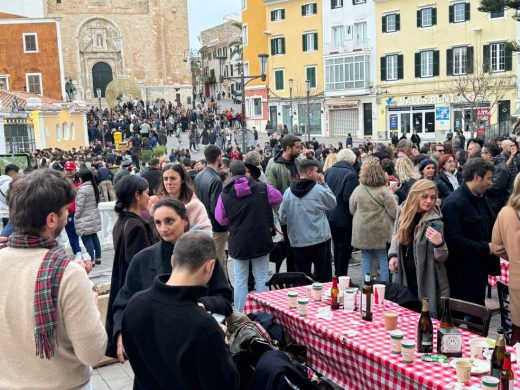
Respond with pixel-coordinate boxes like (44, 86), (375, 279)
(313, 33), (318, 50)
(467, 46), (473, 74)
(483, 44), (490, 72)
(302, 5), (305, 15)
(465, 2), (470, 21)
(281, 9), (285, 19)
(382, 15), (387, 33)
(398, 54), (404, 79)
(505, 46), (513, 71)
(281, 38), (286, 54)
(380, 56), (387, 81)
(449, 5), (454, 23)
(417, 10), (422, 28)
(396, 14), (401, 31)
(271, 39), (275, 55)
(313, 3), (317, 13)
(446, 48), (453, 75)
(415, 52), (421, 78)
(275, 71), (284, 90)
(271, 10), (275, 21)
(302, 35), (307, 51)
(433, 50), (440, 76)
(432, 8), (437, 25)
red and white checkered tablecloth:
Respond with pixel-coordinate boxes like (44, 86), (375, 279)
(488, 259), (509, 287)
(244, 284), (519, 390)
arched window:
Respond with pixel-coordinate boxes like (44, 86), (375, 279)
(56, 123), (62, 141)
(63, 122), (69, 140)
(70, 122), (76, 140)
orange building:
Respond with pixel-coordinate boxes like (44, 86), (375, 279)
(0, 12), (64, 101)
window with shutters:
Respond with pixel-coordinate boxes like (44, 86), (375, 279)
(421, 51), (433, 77)
(306, 66), (317, 88)
(386, 55), (398, 81)
(453, 47), (468, 75)
(490, 42), (506, 72)
(453, 3), (468, 23)
(302, 3), (317, 16)
(331, 26), (345, 51)
(26, 73), (42, 95)
(271, 37), (285, 55)
(384, 14), (398, 33)
(23, 33), (38, 53)
(271, 9), (285, 21)
(274, 69), (284, 91)
(421, 8), (433, 27)
(331, 0), (343, 9)
(303, 32), (318, 52)
(490, 7), (504, 18)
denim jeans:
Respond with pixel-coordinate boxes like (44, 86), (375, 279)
(65, 214), (81, 255)
(361, 248), (389, 284)
(81, 233), (102, 260)
(232, 255), (269, 312)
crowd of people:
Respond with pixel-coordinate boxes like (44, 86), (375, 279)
(3, 92), (520, 389)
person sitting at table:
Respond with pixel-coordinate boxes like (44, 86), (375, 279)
(278, 159), (336, 282)
(111, 198), (232, 363)
(492, 173), (520, 344)
(388, 179), (449, 317)
(122, 231), (239, 390)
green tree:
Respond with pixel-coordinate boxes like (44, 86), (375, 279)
(479, 1), (520, 50)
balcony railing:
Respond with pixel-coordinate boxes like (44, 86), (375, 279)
(325, 39), (372, 55)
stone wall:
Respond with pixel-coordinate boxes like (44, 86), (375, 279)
(43, 0), (192, 103)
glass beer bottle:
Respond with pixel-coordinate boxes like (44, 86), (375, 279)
(417, 298), (433, 353)
(491, 327), (506, 379)
(500, 352), (514, 390)
(331, 276), (340, 310)
(361, 273), (373, 321)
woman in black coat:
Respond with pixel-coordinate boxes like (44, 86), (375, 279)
(111, 198), (233, 362)
(105, 175), (153, 358)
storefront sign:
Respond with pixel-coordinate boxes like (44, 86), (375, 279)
(389, 115), (398, 130)
(435, 106), (450, 126)
(328, 101), (359, 110)
(386, 94), (490, 106)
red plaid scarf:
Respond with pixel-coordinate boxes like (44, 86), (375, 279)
(3, 234), (70, 360)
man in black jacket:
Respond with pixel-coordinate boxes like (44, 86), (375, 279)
(122, 232), (239, 390)
(141, 158), (162, 196)
(481, 142), (511, 215)
(442, 158), (499, 306)
(194, 145), (229, 277)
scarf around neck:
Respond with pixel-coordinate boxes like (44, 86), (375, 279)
(4, 234), (70, 360)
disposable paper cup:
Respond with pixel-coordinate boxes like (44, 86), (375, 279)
(469, 339), (484, 360)
(389, 330), (404, 354)
(373, 284), (386, 305)
(298, 298), (310, 317)
(311, 283), (323, 302)
(338, 276), (350, 290)
(384, 312), (398, 331)
(455, 360), (471, 384)
(401, 339), (416, 364)
(482, 376), (500, 389)
(288, 291), (298, 309)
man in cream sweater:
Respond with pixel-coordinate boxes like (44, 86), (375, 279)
(0, 169), (107, 389)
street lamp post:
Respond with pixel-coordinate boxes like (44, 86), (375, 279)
(217, 53), (268, 153)
(96, 87), (105, 149)
(305, 79), (311, 143)
(288, 78), (294, 133)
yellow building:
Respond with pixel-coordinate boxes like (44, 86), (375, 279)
(242, 0), (270, 131)
(374, 0), (517, 141)
(264, 0), (324, 137)
(0, 90), (88, 153)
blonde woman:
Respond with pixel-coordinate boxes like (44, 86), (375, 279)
(388, 179), (449, 316)
(492, 173), (520, 344)
(350, 156), (397, 283)
(322, 152), (337, 172)
(393, 157), (421, 204)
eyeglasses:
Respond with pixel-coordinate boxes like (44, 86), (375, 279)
(437, 149), (445, 153)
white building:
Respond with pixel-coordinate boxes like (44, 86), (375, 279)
(322, 0), (378, 140)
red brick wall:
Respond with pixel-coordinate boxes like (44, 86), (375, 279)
(0, 21), (62, 100)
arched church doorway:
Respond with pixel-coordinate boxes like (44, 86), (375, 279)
(92, 62), (113, 97)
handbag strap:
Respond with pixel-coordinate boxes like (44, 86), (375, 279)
(363, 185), (384, 208)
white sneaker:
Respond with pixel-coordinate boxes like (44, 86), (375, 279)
(75, 252), (83, 260)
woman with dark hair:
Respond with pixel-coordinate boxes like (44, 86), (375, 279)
(74, 168), (102, 265)
(148, 164), (211, 232)
(111, 198), (232, 362)
(106, 175), (153, 358)
(418, 158), (451, 202)
(437, 153), (461, 193)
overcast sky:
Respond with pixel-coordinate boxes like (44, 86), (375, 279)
(188, 0), (241, 49)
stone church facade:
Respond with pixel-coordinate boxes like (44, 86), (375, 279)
(44, 0), (192, 105)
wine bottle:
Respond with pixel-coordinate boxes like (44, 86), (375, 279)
(361, 273), (373, 321)
(439, 298), (454, 328)
(500, 352), (515, 390)
(417, 298), (433, 353)
(491, 327), (506, 379)
(331, 276), (340, 310)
